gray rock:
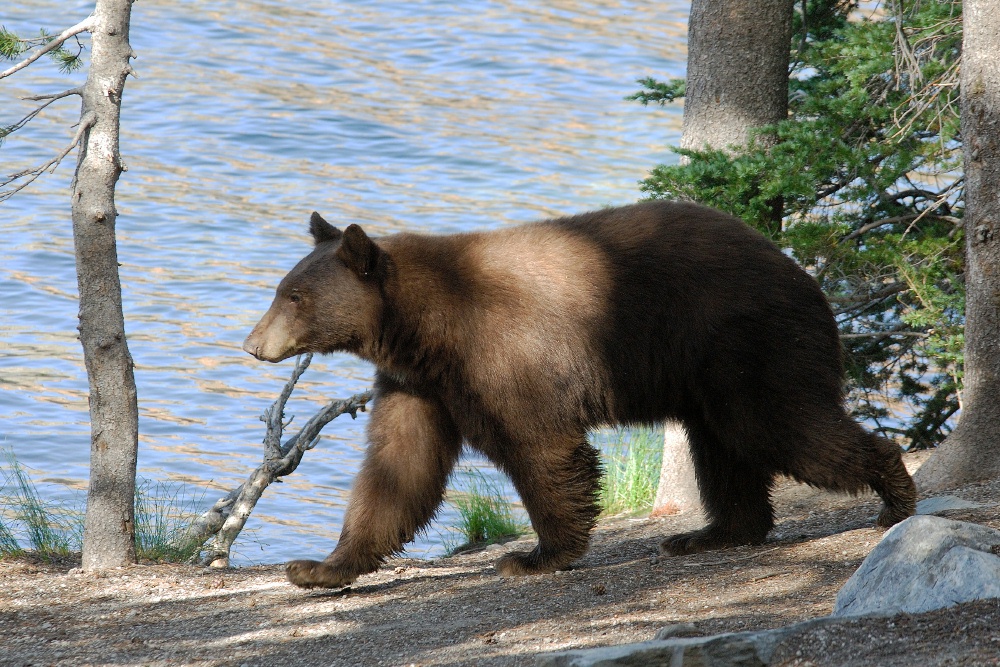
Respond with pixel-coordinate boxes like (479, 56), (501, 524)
(916, 495), (985, 515)
(833, 515), (1000, 617)
(535, 617), (845, 667)
(537, 516), (1000, 666)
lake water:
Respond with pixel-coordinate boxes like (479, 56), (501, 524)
(1, 0), (685, 563)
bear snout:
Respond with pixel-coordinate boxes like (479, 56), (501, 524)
(242, 335), (265, 360)
(242, 303), (302, 362)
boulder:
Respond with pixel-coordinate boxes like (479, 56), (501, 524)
(833, 515), (1000, 617)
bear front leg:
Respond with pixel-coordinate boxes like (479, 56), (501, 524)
(286, 381), (461, 589)
(495, 438), (602, 576)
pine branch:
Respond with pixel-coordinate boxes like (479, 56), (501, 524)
(0, 16), (94, 80)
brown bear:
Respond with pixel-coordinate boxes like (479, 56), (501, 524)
(243, 200), (916, 589)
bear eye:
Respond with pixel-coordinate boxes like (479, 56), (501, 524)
(289, 292), (302, 304)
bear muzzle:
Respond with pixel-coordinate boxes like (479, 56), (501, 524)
(243, 310), (299, 363)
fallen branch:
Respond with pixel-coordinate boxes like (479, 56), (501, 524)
(175, 353), (374, 567)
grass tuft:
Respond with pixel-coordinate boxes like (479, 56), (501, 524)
(134, 479), (204, 563)
(0, 451), (80, 561)
(598, 427), (663, 516)
(447, 469), (525, 555)
(0, 451), (204, 563)
(0, 513), (23, 558)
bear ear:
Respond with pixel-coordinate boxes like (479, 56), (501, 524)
(337, 224), (381, 278)
(309, 211), (343, 245)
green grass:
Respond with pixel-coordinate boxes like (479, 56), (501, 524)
(598, 427), (663, 516)
(0, 451), (203, 563)
(443, 428), (664, 556)
(0, 451), (80, 561)
(446, 468), (526, 555)
(133, 478), (204, 563)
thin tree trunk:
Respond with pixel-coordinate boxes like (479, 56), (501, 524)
(914, 0), (1000, 491)
(74, 0), (138, 570)
(655, 0), (795, 516)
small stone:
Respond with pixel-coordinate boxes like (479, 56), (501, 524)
(654, 622), (701, 640)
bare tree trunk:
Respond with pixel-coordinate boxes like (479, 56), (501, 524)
(655, 0), (795, 516)
(652, 423), (700, 516)
(914, 0), (1000, 491)
(74, 0), (138, 570)
(680, 0), (795, 153)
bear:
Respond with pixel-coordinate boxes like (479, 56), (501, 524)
(243, 200), (916, 589)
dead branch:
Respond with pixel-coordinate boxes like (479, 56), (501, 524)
(262, 353), (312, 460)
(176, 353), (374, 567)
(0, 110), (94, 202)
(840, 331), (929, 340)
(2, 86), (82, 137)
(22, 87), (84, 103)
(0, 16), (94, 80)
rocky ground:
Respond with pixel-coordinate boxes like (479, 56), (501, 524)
(2, 451), (1000, 667)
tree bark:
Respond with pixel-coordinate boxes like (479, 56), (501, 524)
(652, 423), (701, 517)
(914, 0), (1000, 491)
(680, 0), (795, 152)
(654, 0), (795, 516)
(74, 0), (138, 570)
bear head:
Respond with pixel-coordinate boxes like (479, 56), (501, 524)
(243, 212), (385, 363)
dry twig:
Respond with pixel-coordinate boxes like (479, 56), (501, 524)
(0, 111), (94, 202)
(175, 353), (374, 567)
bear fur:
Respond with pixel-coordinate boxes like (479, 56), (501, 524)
(243, 201), (916, 589)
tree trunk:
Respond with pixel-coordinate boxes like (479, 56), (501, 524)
(680, 0), (795, 153)
(914, 0), (1000, 491)
(654, 0), (795, 516)
(652, 423), (700, 516)
(75, 0), (138, 570)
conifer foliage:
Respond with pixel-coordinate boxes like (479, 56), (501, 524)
(634, 0), (963, 448)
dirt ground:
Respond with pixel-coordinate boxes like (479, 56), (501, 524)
(2, 451), (1000, 667)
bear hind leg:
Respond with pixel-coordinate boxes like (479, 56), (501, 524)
(496, 438), (602, 576)
(783, 420), (915, 529)
(660, 421), (775, 556)
(869, 432), (916, 527)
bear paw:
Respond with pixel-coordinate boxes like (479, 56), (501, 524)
(495, 550), (563, 576)
(285, 559), (357, 589)
(876, 502), (914, 528)
(659, 526), (765, 556)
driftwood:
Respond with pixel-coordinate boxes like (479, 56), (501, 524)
(176, 353), (373, 567)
